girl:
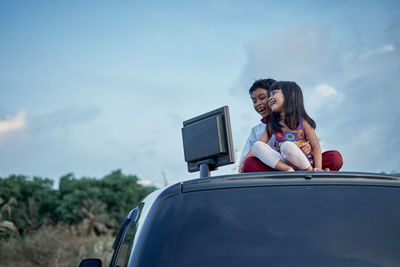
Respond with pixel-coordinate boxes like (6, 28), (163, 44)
(252, 81), (322, 171)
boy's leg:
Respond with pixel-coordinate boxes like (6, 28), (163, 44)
(321, 150), (343, 171)
(242, 157), (275, 172)
(244, 149), (343, 173)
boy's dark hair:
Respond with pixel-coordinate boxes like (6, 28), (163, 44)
(268, 81), (316, 134)
(249, 78), (276, 95)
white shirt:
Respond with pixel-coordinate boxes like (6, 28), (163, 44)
(239, 122), (275, 166)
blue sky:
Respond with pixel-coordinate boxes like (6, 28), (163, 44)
(1, 0), (399, 187)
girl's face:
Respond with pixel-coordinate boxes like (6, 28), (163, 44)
(251, 88), (271, 118)
(268, 89), (285, 113)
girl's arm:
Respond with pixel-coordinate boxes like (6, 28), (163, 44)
(238, 129), (270, 173)
(297, 142), (312, 155)
(303, 121), (322, 171)
(258, 128), (270, 143)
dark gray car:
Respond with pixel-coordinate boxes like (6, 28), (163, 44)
(81, 171), (400, 267)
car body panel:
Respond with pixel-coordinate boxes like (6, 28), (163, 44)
(108, 172), (400, 267)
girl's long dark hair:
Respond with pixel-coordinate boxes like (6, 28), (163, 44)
(268, 81), (316, 135)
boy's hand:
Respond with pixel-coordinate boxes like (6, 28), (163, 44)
(238, 165), (244, 173)
(313, 167), (323, 171)
(298, 142), (312, 155)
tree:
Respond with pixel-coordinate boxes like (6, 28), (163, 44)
(0, 197), (18, 239)
(0, 175), (59, 236)
(0, 170), (156, 236)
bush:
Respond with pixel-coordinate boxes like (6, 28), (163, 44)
(0, 224), (113, 267)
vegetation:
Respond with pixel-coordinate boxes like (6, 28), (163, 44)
(0, 170), (156, 266)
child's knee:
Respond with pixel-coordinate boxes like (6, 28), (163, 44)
(252, 141), (264, 155)
(280, 141), (298, 159)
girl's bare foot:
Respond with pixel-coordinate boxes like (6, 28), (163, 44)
(275, 161), (294, 172)
(304, 165), (313, 171)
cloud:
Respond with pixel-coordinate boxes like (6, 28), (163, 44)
(306, 84), (344, 115)
(0, 106), (103, 179)
(361, 44), (395, 59)
(0, 110), (28, 150)
(385, 21), (400, 48)
(234, 24), (400, 172)
(232, 25), (331, 95)
(31, 106), (101, 133)
(0, 110), (27, 135)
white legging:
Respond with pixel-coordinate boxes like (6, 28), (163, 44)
(252, 141), (311, 170)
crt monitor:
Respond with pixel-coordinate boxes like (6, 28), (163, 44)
(181, 106), (235, 174)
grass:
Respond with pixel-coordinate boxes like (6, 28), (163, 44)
(0, 225), (114, 267)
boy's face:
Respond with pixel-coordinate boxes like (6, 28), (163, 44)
(251, 88), (271, 118)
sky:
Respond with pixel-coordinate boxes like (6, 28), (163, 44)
(1, 0), (399, 187)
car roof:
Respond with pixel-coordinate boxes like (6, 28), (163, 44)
(181, 171), (400, 193)
(143, 172), (400, 202)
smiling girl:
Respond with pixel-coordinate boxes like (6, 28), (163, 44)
(252, 81), (322, 171)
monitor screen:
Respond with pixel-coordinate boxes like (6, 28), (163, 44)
(182, 106), (235, 173)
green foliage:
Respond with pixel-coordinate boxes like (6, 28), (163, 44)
(0, 170), (156, 239)
(0, 175), (59, 234)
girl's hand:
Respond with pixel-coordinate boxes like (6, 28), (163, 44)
(303, 121), (322, 172)
(313, 167), (323, 171)
(298, 142), (312, 155)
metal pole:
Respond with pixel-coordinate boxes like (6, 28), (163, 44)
(199, 163), (210, 178)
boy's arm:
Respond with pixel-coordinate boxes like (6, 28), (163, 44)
(303, 121), (322, 170)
